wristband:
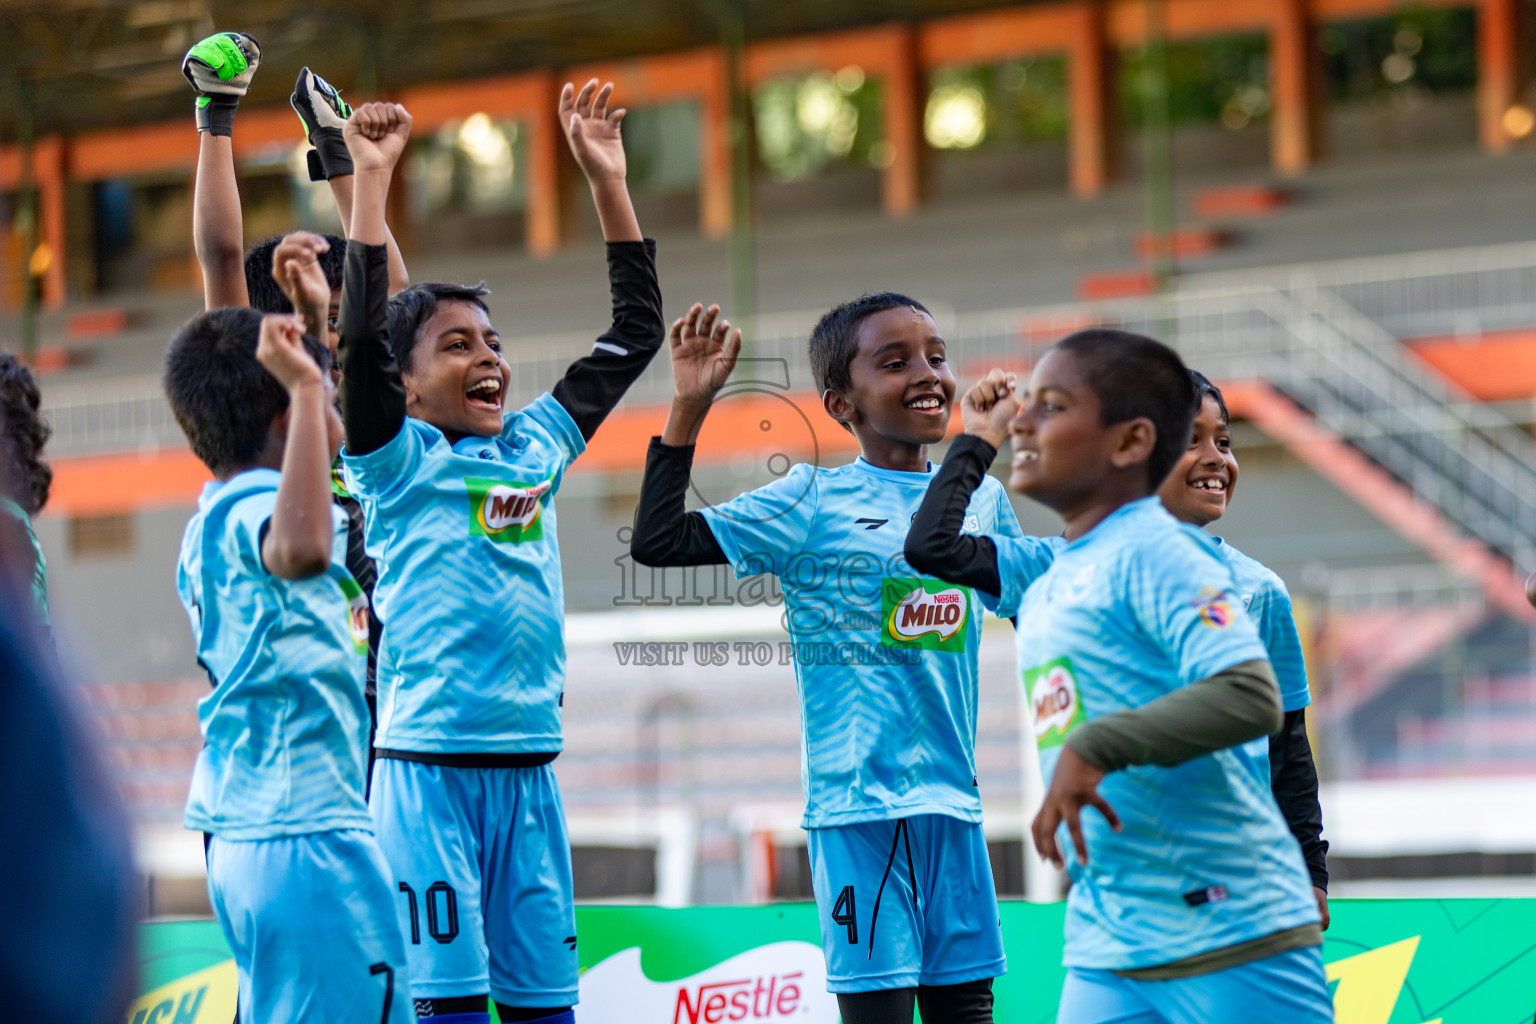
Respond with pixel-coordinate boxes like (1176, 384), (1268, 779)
(195, 94), (240, 137)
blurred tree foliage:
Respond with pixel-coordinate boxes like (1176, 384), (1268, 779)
(1120, 34), (1271, 129)
(1321, 8), (1478, 101)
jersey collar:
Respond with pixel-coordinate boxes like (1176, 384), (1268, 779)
(198, 467), (280, 511)
(853, 455), (934, 484)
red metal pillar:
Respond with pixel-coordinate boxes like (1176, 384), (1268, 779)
(1068, 1), (1115, 198)
(526, 72), (567, 256)
(882, 24), (926, 217)
(1270, 0), (1316, 176)
(1478, 0), (1524, 154)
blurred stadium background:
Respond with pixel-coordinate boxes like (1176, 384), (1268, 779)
(5, 0), (1536, 917)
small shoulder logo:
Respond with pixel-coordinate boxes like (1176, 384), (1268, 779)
(855, 518), (888, 530)
(1193, 588), (1236, 629)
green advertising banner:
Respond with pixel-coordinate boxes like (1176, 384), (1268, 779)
(124, 900), (1536, 1024)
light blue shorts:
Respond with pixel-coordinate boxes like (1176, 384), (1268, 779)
(369, 758), (578, 1008)
(206, 829), (412, 1024)
(1058, 945), (1334, 1024)
(808, 814), (1006, 993)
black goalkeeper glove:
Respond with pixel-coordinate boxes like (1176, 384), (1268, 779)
(291, 67), (355, 181)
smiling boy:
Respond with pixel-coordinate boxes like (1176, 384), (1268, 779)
(630, 293), (1022, 1024)
(906, 330), (1331, 1024)
(334, 85), (663, 1024)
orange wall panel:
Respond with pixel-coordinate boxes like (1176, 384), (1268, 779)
(398, 72), (552, 132)
(43, 450), (211, 519)
(1408, 331), (1536, 401)
(917, 4), (1081, 66)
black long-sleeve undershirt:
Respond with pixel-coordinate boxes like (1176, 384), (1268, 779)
(1270, 708), (1330, 891)
(631, 438), (728, 566)
(904, 433), (1003, 597)
(338, 239), (665, 456)
(337, 241), (403, 456)
(550, 239), (665, 442)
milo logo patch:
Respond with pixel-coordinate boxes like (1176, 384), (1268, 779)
(337, 574), (370, 655)
(467, 476), (552, 543)
(1024, 657), (1086, 748)
(881, 578), (971, 653)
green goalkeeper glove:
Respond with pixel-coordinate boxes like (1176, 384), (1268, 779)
(181, 31), (261, 137)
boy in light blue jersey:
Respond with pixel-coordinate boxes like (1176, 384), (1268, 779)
(335, 89), (663, 1024)
(632, 295), (1022, 1024)
(165, 297), (409, 1022)
(907, 331), (1332, 1024)
(910, 368), (1330, 927)
(1153, 371), (1329, 922)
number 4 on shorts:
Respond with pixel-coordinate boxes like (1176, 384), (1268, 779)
(832, 885), (857, 944)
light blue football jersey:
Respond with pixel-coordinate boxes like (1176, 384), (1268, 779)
(177, 469), (373, 839)
(1213, 538), (1310, 781)
(1008, 496), (1318, 970)
(997, 529), (1310, 781)
(1212, 538), (1310, 714)
(700, 456), (1023, 828)
(340, 393), (583, 753)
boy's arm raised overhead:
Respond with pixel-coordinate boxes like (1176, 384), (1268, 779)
(270, 232), (333, 343)
(255, 314), (335, 579)
(548, 80), (665, 441)
(291, 68), (411, 295)
(908, 369), (1055, 613)
(632, 304), (740, 566)
(337, 103), (412, 457)
(905, 370), (1017, 596)
(182, 31), (261, 310)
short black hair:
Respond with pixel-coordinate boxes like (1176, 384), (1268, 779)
(385, 282), (492, 373)
(1053, 328), (1198, 490)
(0, 355), (51, 516)
(1189, 369), (1229, 424)
(244, 233), (347, 314)
(808, 291), (930, 395)
(163, 307), (332, 477)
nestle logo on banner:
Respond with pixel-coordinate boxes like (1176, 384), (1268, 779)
(577, 942), (837, 1023)
(674, 972), (803, 1023)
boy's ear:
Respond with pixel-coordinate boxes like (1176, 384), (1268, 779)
(1108, 417), (1156, 474)
(266, 405), (293, 454)
(822, 388), (859, 431)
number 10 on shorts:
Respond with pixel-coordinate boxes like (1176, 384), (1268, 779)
(397, 881), (460, 944)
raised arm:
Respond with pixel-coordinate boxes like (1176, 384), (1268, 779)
(270, 232), (333, 344)
(291, 67), (411, 294)
(631, 304), (740, 566)
(256, 315), (335, 579)
(548, 80), (665, 440)
(906, 370), (1019, 595)
(181, 32), (261, 310)
(338, 103), (412, 455)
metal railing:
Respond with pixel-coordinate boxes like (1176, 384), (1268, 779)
(37, 243), (1536, 576)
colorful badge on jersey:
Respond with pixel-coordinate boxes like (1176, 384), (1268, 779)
(1025, 657), (1086, 749)
(466, 476), (552, 543)
(330, 462), (352, 500)
(1193, 588), (1236, 629)
(335, 572), (370, 654)
(881, 577), (971, 653)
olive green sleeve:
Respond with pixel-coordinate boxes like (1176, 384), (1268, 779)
(1065, 659), (1283, 773)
